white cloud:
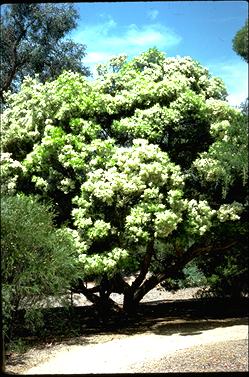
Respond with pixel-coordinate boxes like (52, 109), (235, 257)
(227, 93), (247, 108)
(73, 17), (117, 45)
(207, 60), (248, 107)
(102, 23), (180, 51)
(147, 9), (159, 21)
(73, 16), (182, 70)
(84, 52), (114, 65)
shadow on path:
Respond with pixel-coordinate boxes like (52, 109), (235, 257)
(8, 296), (249, 348)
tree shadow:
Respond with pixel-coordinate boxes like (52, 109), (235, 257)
(149, 316), (248, 336)
(7, 296), (249, 352)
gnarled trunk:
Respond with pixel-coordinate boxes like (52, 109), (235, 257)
(72, 240), (237, 317)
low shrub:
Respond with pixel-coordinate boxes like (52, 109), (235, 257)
(1, 194), (78, 344)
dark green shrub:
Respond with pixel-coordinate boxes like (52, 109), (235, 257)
(1, 194), (78, 343)
(194, 231), (248, 298)
(160, 260), (207, 293)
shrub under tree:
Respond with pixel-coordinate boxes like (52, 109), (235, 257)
(1, 194), (78, 341)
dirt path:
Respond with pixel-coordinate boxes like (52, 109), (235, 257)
(5, 288), (248, 373)
(7, 319), (248, 374)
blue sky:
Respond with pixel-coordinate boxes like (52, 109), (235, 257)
(70, 1), (248, 107)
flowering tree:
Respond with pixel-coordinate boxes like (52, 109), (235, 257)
(1, 48), (247, 313)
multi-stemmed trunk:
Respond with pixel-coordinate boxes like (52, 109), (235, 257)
(71, 240), (237, 317)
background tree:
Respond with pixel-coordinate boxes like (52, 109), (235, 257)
(1, 49), (247, 315)
(232, 18), (248, 63)
(0, 3), (90, 102)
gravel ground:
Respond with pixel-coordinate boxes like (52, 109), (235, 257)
(5, 287), (249, 374)
(128, 339), (249, 372)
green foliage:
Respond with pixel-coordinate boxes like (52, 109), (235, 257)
(161, 261), (207, 291)
(232, 19), (248, 63)
(181, 262), (207, 288)
(193, 109), (248, 197)
(1, 194), (78, 342)
(240, 98), (248, 116)
(0, 3), (90, 101)
(196, 242), (248, 298)
(1, 48), (248, 308)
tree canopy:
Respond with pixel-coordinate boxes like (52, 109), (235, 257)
(1, 48), (248, 314)
(232, 18), (248, 63)
(0, 3), (90, 102)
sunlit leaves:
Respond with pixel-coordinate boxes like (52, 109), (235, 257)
(71, 139), (187, 275)
(78, 247), (131, 277)
(217, 202), (244, 222)
(1, 47), (247, 286)
(154, 210), (180, 238)
(185, 199), (216, 236)
(0, 153), (24, 194)
(193, 110), (248, 196)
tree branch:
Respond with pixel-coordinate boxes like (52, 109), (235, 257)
(111, 273), (130, 293)
(71, 279), (100, 305)
(131, 235), (155, 291)
(134, 240), (238, 303)
(1, 26), (27, 95)
(71, 278), (123, 313)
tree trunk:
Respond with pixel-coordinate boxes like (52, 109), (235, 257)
(71, 278), (122, 320)
(123, 235), (155, 314)
(123, 288), (138, 314)
(132, 240), (238, 305)
(71, 240), (237, 316)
